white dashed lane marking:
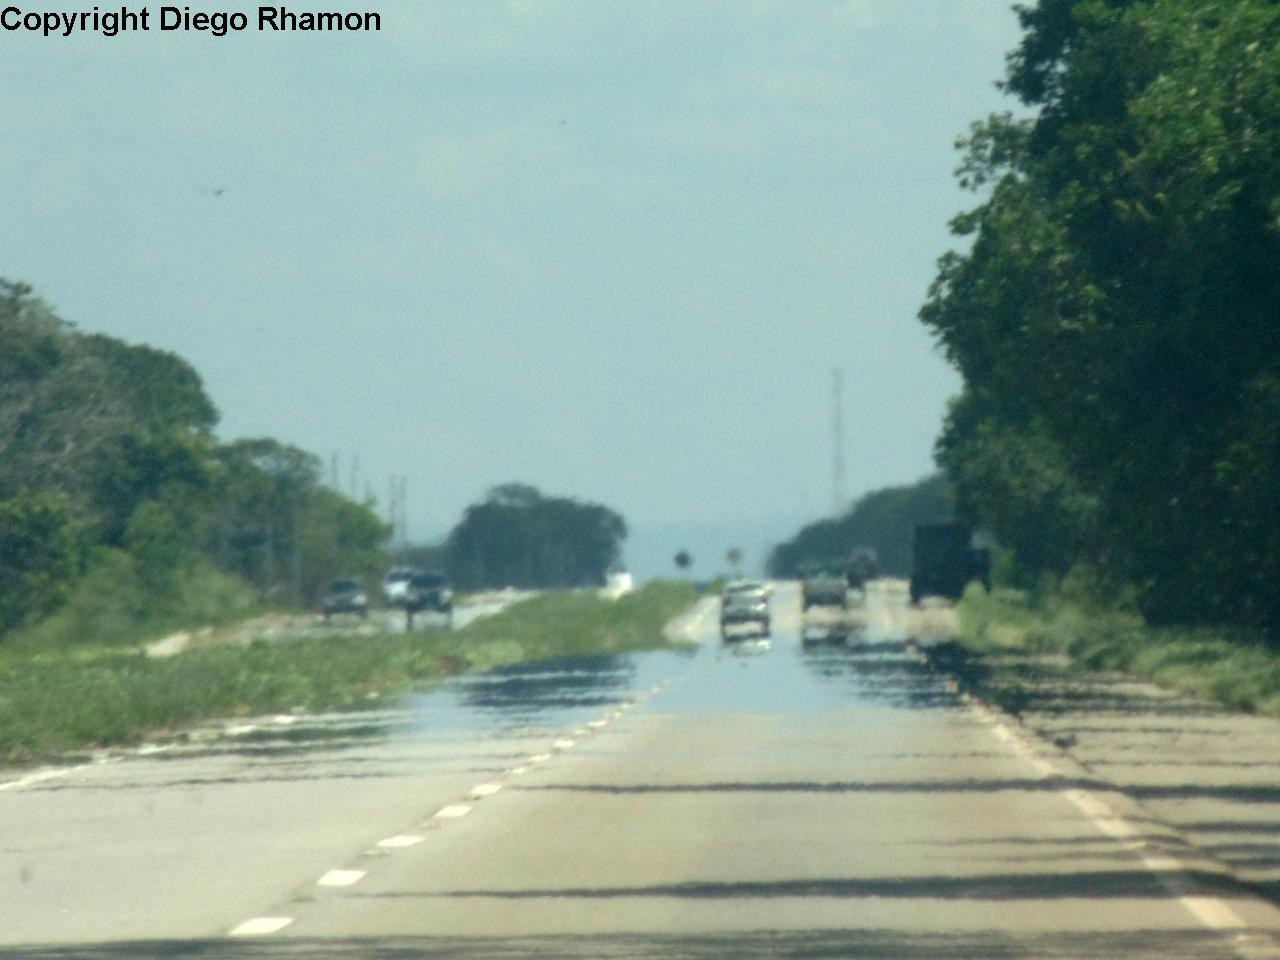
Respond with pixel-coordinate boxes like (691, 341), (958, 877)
(317, 869), (366, 887)
(434, 804), (472, 819)
(229, 917), (293, 937)
(222, 679), (669, 941)
(377, 835), (424, 849)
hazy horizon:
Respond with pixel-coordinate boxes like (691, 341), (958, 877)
(1, 1), (1026, 572)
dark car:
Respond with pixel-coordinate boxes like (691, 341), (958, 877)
(321, 578), (368, 621)
(403, 570), (453, 627)
(801, 567), (848, 610)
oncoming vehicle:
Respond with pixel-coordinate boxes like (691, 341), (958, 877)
(403, 570), (454, 628)
(721, 579), (769, 604)
(801, 565), (848, 610)
(321, 578), (368, 621)
(720, 589), (770, 640)
(381, 567), (416, 605)
(846, 549), (880, 590)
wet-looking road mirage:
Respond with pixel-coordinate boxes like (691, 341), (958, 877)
(2, 582), (1279, 958)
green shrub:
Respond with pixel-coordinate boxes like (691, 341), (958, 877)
(955, 583), (1280, 717)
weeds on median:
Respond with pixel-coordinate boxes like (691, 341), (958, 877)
(0, 582), (697, 766)
(954, 583), (1280, 718)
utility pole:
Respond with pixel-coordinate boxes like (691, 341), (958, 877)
(832, 367), (846, 515)
(398, 476), (408, 547)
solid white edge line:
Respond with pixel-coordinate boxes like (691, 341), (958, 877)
(1180, 896), (1249, 930)
(0, 768), (73, 793)
(317, 869), (366, 887)
(975, 698), (1256, 938)
(229, 917), (294, 937)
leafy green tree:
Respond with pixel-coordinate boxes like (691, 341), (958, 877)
(0, 278), (396, 635)
(0, 492), (83, 634)
(447, 484), (627, 589)
(124, 499), (195, 599)
(935, 392), (1102, 585)
(208, 438), (390, 604)
(296, 487), (391, 602)
(0, 280), (220, 546)
(922, 0), (1280, 631)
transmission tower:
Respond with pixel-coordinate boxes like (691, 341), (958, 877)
(832, 368), (845, 514)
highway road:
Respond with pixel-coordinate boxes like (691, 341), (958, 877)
(3, 583), (1280, 958)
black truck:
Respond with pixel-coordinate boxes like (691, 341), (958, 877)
(403, 570), (454, 628)
(909, 523), (990, 604)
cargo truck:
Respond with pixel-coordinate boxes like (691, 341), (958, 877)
(909, 523), (990, 604)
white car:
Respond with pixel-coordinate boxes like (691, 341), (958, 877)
(381, 567), (417, 604)
(720, 591), (770, 638)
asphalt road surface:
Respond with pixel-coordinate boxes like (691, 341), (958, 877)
(3, 583), (1280, 958)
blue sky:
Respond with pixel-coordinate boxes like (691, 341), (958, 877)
(0, 1), (1025, 577)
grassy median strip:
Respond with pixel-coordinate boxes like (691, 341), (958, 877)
(0, 582), (697, 766)
(953, 585), (1280, 718)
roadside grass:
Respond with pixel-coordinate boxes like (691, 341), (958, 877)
(954, 584), (1280, 717)
(9, 553), (262, 653)
(0, 582), (696, 766)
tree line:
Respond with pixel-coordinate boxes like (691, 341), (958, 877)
(0, 280), (630, 641)
(0, 279), (389, 635)
(767, 475), (954, 579)
(920, 0), (1280, 633)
